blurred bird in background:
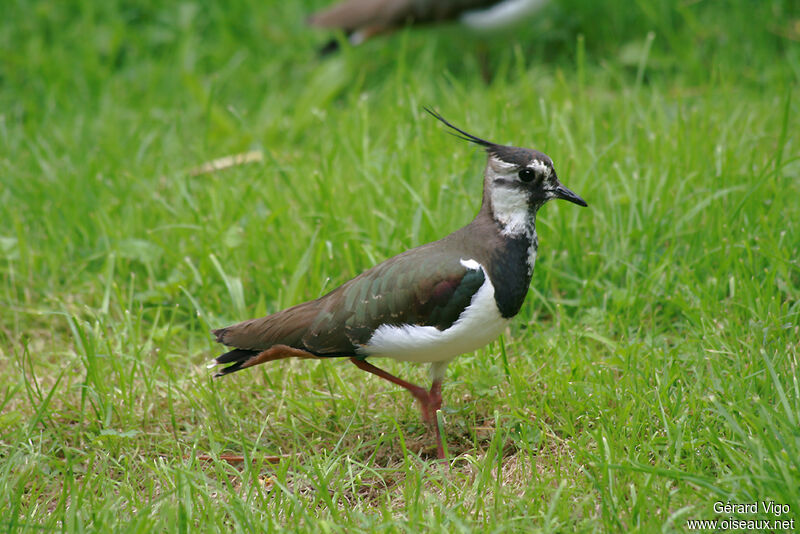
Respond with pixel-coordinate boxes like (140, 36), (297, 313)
(308, 0), (550, 55)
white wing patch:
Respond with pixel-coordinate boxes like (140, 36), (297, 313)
(460, 258), (481, 270)
(360, 260), (509, 364)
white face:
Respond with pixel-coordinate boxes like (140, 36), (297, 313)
(485, 155), (556, 237)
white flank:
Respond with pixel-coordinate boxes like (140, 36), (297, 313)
(461, 0), (549, 31)
(359, 260), (509, 364)
(490, 183), (532, 237)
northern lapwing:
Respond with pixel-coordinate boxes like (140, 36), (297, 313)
(309, 0), (549, 54)
(208, 109), (586, 459)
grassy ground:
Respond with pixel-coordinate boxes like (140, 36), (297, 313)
(2, 0), (799, 531)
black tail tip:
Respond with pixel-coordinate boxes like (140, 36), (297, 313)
(211, 362), (245, 378)
(207, 348), (259, 378)
(208, 359), (247, 378)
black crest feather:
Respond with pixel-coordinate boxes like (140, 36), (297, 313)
(425, 107), (546, 168)
(424, 107), (496, 149)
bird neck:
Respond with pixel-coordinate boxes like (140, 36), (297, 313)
(480, 184), (539, 241)
(462, 209), (538, 318)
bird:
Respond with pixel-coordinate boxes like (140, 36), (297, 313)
(308, 0), (549, 54)
(207, 108), (587, 459)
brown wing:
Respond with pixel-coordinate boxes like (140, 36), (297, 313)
(308, 0), (412, 31)
(212, 300), (323, 351)
(213, 243), (485, 357)
(308, 0), (500, 31)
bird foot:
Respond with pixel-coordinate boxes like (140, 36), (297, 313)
(349, 358), (447, 459)
(412, 381), (444, 459)
(412, 381), (443, 427)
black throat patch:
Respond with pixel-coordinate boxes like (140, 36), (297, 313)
(486, 234), (535, 318)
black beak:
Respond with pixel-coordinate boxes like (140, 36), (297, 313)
(554, 184), (588, 207)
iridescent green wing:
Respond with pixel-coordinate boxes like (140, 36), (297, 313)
(301, 247), (485, 354)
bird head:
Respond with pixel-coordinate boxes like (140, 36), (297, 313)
(425, 108), (587, 236)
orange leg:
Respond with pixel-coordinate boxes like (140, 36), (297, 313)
(350, 358), (445, 459)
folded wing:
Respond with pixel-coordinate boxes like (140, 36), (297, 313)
(214, 246), (485, 360)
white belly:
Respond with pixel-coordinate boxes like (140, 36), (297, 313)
(359, 261), (509, 363)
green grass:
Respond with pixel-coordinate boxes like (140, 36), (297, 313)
(2, 0), (799, 531)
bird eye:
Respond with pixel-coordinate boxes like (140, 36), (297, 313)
(518, 168), (536, 182)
